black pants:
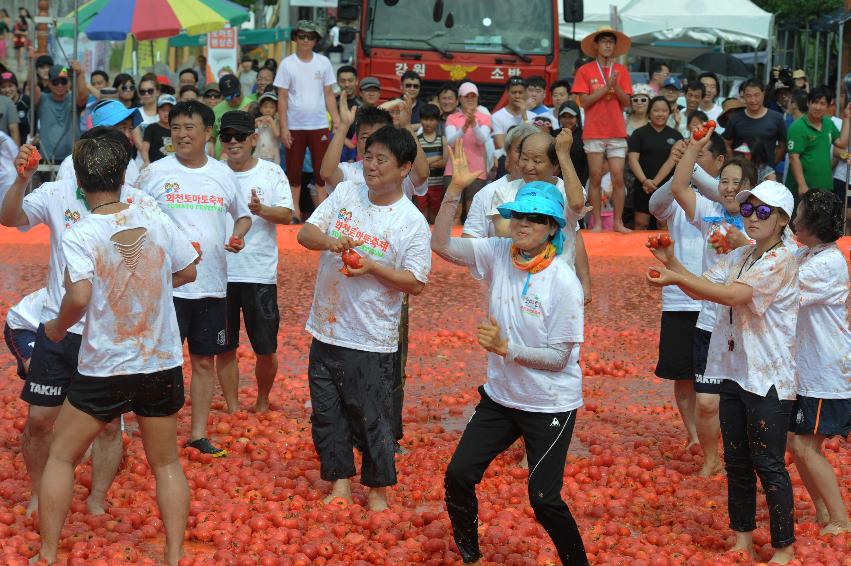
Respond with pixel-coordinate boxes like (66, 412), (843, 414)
(719, 380), (795, 548)
(392, 294), (409, 441)
(444, 387), (587, 565)
(308, 339), (396, 487)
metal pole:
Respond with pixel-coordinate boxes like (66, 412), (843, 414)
(813, 31), (820, 85)
(764, 16), (775, 85)
(72, 0), (79, 149)
(825, 32), (832, 103)
(837, 21), (844, 114)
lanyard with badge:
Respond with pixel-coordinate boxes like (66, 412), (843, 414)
(727, 241), (781, 351)
(596, 61), (614, 101)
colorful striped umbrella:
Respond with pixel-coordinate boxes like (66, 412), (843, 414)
(58, 0), (249, 41)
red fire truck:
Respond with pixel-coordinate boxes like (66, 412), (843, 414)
(338, 0), (582, 108)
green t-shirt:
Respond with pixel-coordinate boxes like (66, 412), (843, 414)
(212, 97), (253, 158)
(786, 115), (840, 192)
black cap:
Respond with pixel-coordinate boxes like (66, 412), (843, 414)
(35, 55), (54, 68)
(218, 74), (241, 98)
(220, 110), (255, 134)
(241, 54), (252, 63)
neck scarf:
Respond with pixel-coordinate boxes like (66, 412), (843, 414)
(512, 242), (557, 296)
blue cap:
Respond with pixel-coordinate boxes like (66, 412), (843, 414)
(92, 99), (142, 128)
(663, 76), (683, 91)
(497, 181), (567, 254)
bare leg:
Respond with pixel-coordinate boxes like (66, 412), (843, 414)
(254, 353), (277, 413)
(792, 434), (850, 534)
(215, 350), (239, 414)
(585, 152), (605, 230)
(323, 478), (353, 505)
(290, 184), (302, 221)
(695, 392), (722, 477)
(87, 418), (123, 515)
(607, 156), (631, 233)
(791, 436), (830, 524)
(674, 380), (698, 448)
(38, 402), (104, 563)
(189, 354), (216, 442)
(21, 405), (62, 516)
(137, 414), (188, 566)
(367, 486), (389, 512)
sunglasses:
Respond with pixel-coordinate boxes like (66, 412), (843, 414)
(740, 203), (774, 220)
(121, 84), (135, 91)
(51, 78), (68, 86)
(403, 83), (420, 89)
(631, 96), (649, 103)
(220, 131), (251, 143)
(295, 32), (316, 40)
(139, 88), (156, 96)
(510, 211), (550, 225)
(205, 92), (222, 99)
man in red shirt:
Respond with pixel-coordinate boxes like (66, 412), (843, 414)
(572, 27), (633, 232)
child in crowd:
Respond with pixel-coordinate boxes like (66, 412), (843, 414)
(414, 104), (446, 223)
(649, 179), (799, 565)
(141, 94), (176, 166)
(254, 91), (281, 165)
(3, 288), (46, 380)
(585, 159), (613, 231)
(789, 190), (851, 536)
(685, 110), (708, 136)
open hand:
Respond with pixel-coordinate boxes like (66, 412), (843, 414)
(646, 266), (678, 287)
(447, 139), (483, 194)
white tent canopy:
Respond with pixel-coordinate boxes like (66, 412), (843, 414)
(559, 0), (773, 47)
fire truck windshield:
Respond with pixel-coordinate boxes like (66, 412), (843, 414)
(364, 0), (555, 57)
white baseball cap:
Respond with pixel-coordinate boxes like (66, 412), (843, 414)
(735, 180), (794, 218)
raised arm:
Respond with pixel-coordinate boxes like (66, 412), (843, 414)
(319, 91), (355, 189)
(431, 140), (483, 267)
(554, 128), (587, 214)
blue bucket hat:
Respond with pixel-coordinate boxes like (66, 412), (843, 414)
(497, 181), (567, 254)
(92, 99), (143, 128)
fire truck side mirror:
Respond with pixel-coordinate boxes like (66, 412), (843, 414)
(563, 0), (584, 23)
(339, 27), (357, 45)
(338, 0), (360, 22)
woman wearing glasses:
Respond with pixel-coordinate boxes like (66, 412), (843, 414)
(433, 141), (588, 566)
(137, 73), (161, 126)
(649, 173), (799, 565)
(626, 83), (653, 135)
(112, 74), (139, 109)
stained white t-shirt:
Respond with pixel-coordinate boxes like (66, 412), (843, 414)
(0, 131), (19, 199)
(462, 175), (506, 238)
(795, 243), (851, 399)
(691, 196), (739, 332)
(470, 237), (584, 413)
(6, 288), (47, 333)
(62, 201), (197, 377)
(489, 177), (582, 266)
(21, 179), (150, 334)
(703, 244), (799, 400)
(491, 107), (536, 136)
(336, 160), (427, 199)
(56, 154), (141, 187)
(273, 52), (335, 131)
(652, 191), (703, 312)
(136, 155), (250, 299)
(225, 159), (293, 284)
(304, 181), (431, 353)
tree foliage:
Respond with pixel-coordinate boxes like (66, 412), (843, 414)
(752, 0), (844, 24)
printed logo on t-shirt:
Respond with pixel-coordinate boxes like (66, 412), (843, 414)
(165, 182), (181, 193)
(63, 208), (81, 229)
(163, 180), (225, 212)
(331, 208), (390, 257)
(520, 294), (543, 318)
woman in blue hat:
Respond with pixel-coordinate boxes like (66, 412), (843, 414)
(433, 140), (588, 565)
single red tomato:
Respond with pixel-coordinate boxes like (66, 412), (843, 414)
(341, 249), (363, 269)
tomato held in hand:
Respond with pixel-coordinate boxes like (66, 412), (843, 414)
(704, 120), (716, 129)
(658, 234), (672, 247)
(341, 249), (363, 269)
(647, 235), (660, 248)
(229, 236), (243, 248)
(17, 147), (41, 176)
(649, 268), (661, 278)
(191, 242), (201, 254)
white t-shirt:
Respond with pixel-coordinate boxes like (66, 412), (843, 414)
(470, 237), (584, 413)
(652, 194), (703, 312)
(491, 107), (536, 136)
(336, 160), (428, 199)
(57, 154), (141, 187)
(136, 155), (250, 299)
(703, 244), (799, 400)
(0, 131), (19, 200)
(273, 52), (335, 131)
(489, 177), (581, 266)
(255, 124), (281, 164)
(225, 159), (293, 284)
(304, 181), (431, 353)
(831, 116), (847, 182)
(62, 201), (197, 377)
(795, 243), (851, 399)
(691, 195), (737, 332)
(463, 175), (506, 238)
(21, 179), (150, 334)
(6, 288), (47, 333)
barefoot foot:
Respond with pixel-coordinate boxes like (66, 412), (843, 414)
(518, 452), (528, 470)
(614, 224), (633, 234)
(25, 496), (38, 518)
(86, 497), (106, 516)
(698, 458), (723, 478)
(820, 521), (851, 536)
(254, 398), (270, 413)
(768, 545), (794, 564)
(367, 487), (389, 512)
(322, 479), (353, 505)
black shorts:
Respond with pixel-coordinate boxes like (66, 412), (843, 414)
(224, 283), (279, 355)
(67, 366), (185, 423)
(655, 311), (699, 380)
(693, 328), (721, 394)
(790, 396), (851, 438)
(4, 323), (36, 380)
(21, 324), (82, 406)
(174, 297), (228, 356)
